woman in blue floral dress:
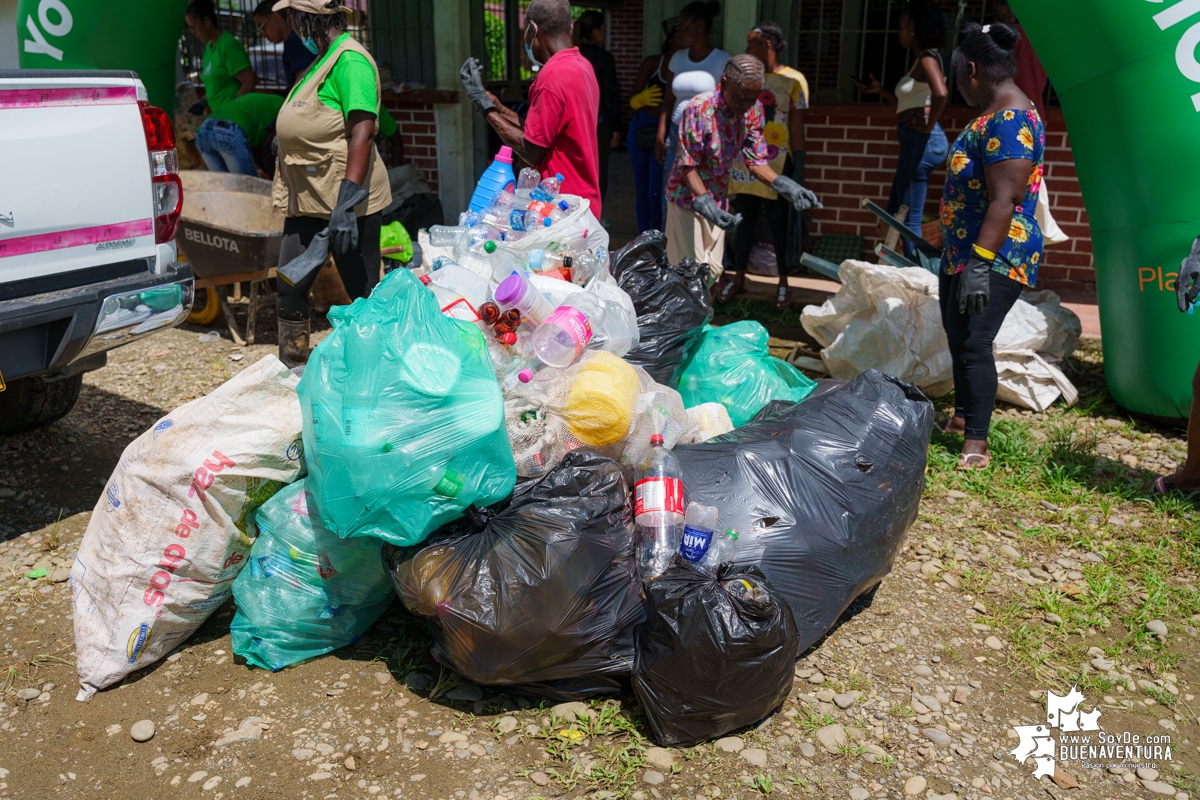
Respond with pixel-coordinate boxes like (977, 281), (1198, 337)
(938, 21), (1045, 470)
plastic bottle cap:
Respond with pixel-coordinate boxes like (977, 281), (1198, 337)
(483, 240), (497, 253)
(495, 146), (514, 164)
(500, 331), (518, 346)
(727, 529), (738, 539)
(419, 274), (431, 285)
(554, 173), (563, 181)
(543, 217), (553, 227)
(494, 273), (524, 305)
(518, 368), (534, 383)
(650, 434), (664, 445)
(558, 200), (569, 210)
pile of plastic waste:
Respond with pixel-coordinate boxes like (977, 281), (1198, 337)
(71, 157), (934, 746)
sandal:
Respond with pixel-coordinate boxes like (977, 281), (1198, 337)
(1150, 476), (1200, 501)
(775, 286), (793, 309)
(956, 452), (992, 471)
(715, 280), (741, 304)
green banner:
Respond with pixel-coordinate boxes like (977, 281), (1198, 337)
(16, 0), (189, 112)
(1011, 0), (1200, 418)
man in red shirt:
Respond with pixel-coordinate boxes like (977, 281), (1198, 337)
(459, 0), (602, 217)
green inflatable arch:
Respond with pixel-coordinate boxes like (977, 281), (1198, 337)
(1011, 0), (1200, 419)
(13, 0), (1200, 417)
(16, 0), (189, 112)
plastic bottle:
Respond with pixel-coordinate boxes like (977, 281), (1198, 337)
(457, 240), (498, 282)
(633, 434), (685, 581)
(495, 270), (555, 325)
(517, 167), (541, 191)
(547, 199), (573, 223)
(340, 322), (383, 444)
(702, 528), (739, 573)
(530, 173), (564, 202)
(428, 225), (469, 249)
(510, 208), (555, 232)
(722, 574), (766, 603)
(570, 250), (597, 286)
(529, 292), (604, 368)
(678, 503), (719, 568)
(467, 146), (516, 213)
(419, 274), (480, 322)
(429, 262), (490, 311)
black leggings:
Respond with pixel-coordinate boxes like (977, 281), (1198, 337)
(938, 269), (1023, 440)
(276, 213), (382, 321)
(731, 193), (791, 277)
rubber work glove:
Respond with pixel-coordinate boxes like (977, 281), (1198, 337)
(692, 193), (742, 232)
(459, 58), (496, 115)
(789, 150), (807, 186)
(1176, 234), (1200, 313)
(958, 251), (993, 316)
(277, 228), (330, 287)
(630, 85), (663, 111)
(771, 175), (822, 212)
(329, 179), (370, 255)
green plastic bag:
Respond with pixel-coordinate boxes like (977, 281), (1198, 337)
(230, 480), (393, 671)
(298, 268), (516, 546)
(380, 221), (413, 263)
(679, 322), (817, 427)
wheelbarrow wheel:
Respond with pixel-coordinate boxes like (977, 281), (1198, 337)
(187, 286), (223, 325)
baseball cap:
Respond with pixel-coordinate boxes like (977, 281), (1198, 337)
(272, 0), (340, 13)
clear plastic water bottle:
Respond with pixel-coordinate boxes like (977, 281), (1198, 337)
(530, 172), (564, 203)
(428, 225), (469, 248)
(529, 292), (604, 368)
(495, 270), (555, 325)
(633, 434), (685, 581)
(703, 528), (739, 573)
(570, 250), (597, 286)
(678, 503), (719, 568)
(517, 167), (541, 191)
(547, 199), (572, 224)
(457, 240), (498, 281)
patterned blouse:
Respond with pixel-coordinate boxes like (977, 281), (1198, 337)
(939, 108), (1046, 286)
(665, 86), (770, 212)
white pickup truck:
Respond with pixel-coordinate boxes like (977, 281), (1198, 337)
(0, 69), (193, 433)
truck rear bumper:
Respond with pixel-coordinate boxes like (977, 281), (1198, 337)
(0, 261), (193, 384)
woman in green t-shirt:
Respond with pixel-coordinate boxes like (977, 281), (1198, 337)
(186, 0), (258, 114)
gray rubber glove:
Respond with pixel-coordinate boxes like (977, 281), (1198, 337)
(459, 58), (496, 115)
(692, 193), (742, 232)
(771, 174), (822, 212)
(1176, 234), (1200, 313)
(277, 228), (330, 287)
(329, 179), (370, 255)
(790, 150), (807, 186)
(958, 252), (992, 316)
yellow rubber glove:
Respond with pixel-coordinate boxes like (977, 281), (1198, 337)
(630, 85), (663, 111)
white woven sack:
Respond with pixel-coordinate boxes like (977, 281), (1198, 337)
(71, 356), (305, 700)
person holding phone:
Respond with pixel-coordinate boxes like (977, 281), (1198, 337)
(854, 0), (948, 244)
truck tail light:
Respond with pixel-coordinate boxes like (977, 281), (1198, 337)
(140, 102), (182, 244)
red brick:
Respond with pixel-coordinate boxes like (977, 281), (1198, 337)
(840, 155), (881, 169)
(826, 141), (866, 154)
(808, 126), (845, 140)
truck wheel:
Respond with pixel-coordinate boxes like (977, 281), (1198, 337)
(187, 287), (222, 325)
(0, 374), (84, 434)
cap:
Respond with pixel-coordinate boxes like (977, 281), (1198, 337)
(273, 0), (341, 13)
(499, 332), (518, 346)
(650, 434), (664, 445)
(518, 368), (534, 383)
(494, 273), (524, 305)
(483, 240), (497, 253)
(495, 146), (513, 164)
(726, 529), (738, 540)
(542, 217), (552, 227)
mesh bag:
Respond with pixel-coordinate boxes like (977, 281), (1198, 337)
(504, 352), (697, 481)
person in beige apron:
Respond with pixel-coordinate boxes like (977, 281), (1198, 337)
(270, 0), (391, 367)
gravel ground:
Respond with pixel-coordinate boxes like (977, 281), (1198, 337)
(0, 327), (1197, 800)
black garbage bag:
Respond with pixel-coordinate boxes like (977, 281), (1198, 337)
(633, 557), (799, 746)
(673, 369), (933, 653)
(386, 450), (645, 694)
(610, 231), (713, 387)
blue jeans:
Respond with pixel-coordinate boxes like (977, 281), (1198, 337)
(196, 118), (257, 176)
(627, 110), (664, 232)
(887, 122), (948, 239)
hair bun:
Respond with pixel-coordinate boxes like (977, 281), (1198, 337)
(989, 22), (1020, 49)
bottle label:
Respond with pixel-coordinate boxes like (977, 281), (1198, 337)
(433, 469), (465, 498)
(441, 297), (480, 322)
(527, 200), (554, 217)
(545, 306), (592, 354)
(510, 209), (528, 231)
(634, 476), (684, 517)
(679, 524), (713, 563)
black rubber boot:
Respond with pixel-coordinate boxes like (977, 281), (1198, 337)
(278, 317), (310, 368)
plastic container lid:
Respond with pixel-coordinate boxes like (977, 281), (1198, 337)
(419, 274), (431, 285)
(483, 240), (497, 253)
(495, 146), (514, 164)
(555, 173), (563, 181)
(650, 434), (664, 445)
(558, 200), (570, 210)
(518, 368), (534, 383)
(542, 217), (553, 227)
(494, 272), (526, 306)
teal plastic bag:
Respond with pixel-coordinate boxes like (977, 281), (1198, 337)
(679, 322), (817, 427)
(298, 268), (516, 545)
(230, 480), (393, 671)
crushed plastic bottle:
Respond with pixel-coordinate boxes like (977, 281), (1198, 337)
(530, 173), (564, 202)
(428, 224), (469, 248)
(633, 434), (685, 581)
(517, 167), (541, 191)
(457, 239), (498, 281)
(529, 292), (604, 368)
(678, 503), (719, 568)
(702, 528), (739, 573)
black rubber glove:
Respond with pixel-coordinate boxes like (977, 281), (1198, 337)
(188, 100), (207, 116)
(329, 179), (370, 255)
(692, 193), (742, 232)
(958, 252), (993, 316)
(459, 58), (496, 115)
(771, 175), (822, 212)
(277, 228), (331, 287)
(790, 150), (807, 186)
(1176, 234), (1200, 313)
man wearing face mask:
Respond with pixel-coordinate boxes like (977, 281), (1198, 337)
(459, 0), (602, 217)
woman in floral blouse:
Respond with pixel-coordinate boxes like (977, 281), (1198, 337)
(938, 21), (1045, 470)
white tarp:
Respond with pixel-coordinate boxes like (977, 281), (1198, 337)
(800, 260), (1081, 412)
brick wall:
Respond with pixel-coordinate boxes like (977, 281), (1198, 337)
(607, 0), (644, 133)
(805, 104), (1095, 296)
(384, 103), (440, 192)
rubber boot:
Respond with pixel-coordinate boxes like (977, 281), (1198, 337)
(278, 317), (310, 368)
